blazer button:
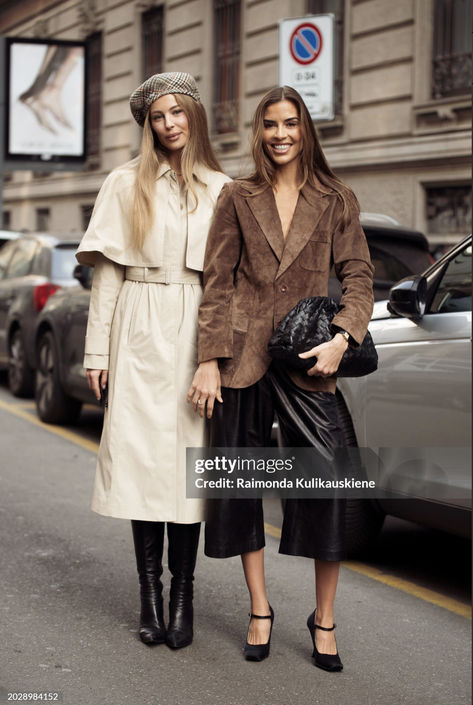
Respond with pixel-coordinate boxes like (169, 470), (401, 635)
(280, 284), (288, 293)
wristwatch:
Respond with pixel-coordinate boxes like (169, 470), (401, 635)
(336, 329), (350, 342)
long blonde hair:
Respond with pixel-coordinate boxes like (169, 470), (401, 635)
(130, 94), (221, 249)
(249, 86), (358, 229)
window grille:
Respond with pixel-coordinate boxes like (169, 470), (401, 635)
(213, 0), (241, 134)
(36, 208), (51, 231)
(81, 204), (94, 231)
(142, 6), (164, 80)
(86, 32), (102, 159)
(426, 185), (472, 235)
(432, 0), (472, 98)
(307, 0), (344, 116)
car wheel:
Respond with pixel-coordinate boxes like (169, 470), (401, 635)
(335, 393), (385, 558)
(8, 328), (35, 397)
(35, 330), (82, 424)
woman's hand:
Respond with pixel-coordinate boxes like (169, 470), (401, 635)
(86, 369), (108, 401)
(298, 333), (349, 377)
(187, 360), (222, 419)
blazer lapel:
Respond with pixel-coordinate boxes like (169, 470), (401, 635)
(245, 185), (285, 261)
(276, 182), (332, 279)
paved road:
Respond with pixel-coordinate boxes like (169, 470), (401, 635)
(0, 390), (471, 705)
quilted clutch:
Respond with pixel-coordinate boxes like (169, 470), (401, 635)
(268, 296), (378, 377)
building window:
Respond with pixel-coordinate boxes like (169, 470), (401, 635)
(36, 208), (51, 231)
(81, 204), (94, 231)
(213, 0), (241, 134)
(3, 211), (11, 229)
(142, 6), (164, 79)
(432, 0), (472, 99)
(86, 32), (102, 159)
(426, 185), (472, 236)
(307, 0), (344, 116)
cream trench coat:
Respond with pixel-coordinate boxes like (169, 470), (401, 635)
(76, 160), (231, 522)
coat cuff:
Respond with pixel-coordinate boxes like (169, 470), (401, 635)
(198, 342), (232, 364)
(84, 333), (110, 356)
(84, 354), (109, 370)
(330, 313), (365, 347)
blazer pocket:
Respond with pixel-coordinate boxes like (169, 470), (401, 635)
(299, 240), (332, 271)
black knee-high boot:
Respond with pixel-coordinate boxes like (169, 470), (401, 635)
(131, 520), (166, 645)
(166, 522), (201, 649)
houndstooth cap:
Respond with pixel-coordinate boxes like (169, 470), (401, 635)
(130, 72), (200, 126)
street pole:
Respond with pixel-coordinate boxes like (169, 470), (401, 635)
(0, 35), (6, 225)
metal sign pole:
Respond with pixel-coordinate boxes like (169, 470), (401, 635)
(0, 35), (6, 224)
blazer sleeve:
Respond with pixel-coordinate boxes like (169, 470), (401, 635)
(83, 254), (125, 370)
(198, 183), (242, 363)
(330, 194), (375, 346)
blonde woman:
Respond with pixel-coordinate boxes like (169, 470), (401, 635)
(76, 72), (230, 649)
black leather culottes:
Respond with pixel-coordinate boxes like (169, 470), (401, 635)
(204, 363), (346, 561)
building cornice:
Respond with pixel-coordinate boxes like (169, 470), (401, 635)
(325, 131), (471, 171)
(3, 172), (108, 203)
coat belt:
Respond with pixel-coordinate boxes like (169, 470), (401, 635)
(125, 266), (202, 285)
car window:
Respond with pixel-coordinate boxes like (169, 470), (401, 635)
(4, 240), (38, 279)
(368, 245), (413, 283)
(429, 244), (472, 314)
(51, 246), (80, 280)
(0, 241), (16, 279)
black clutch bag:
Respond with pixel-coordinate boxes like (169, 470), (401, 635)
(268, 296), (378, 377)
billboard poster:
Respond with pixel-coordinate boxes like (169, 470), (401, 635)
(5, 37), (86, 164)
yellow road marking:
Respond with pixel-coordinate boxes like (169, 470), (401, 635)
(0, 399), (470, 620)
(345, 561), (471, 619)
(0, 398), (100, 455)
(264, 522), (470, 619)
(264, 522), (283, 539)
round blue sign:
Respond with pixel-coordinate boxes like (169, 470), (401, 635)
(289, 23), (323, 65)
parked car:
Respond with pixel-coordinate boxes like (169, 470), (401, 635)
(337, 234), (471, 553)
(0, 229), (22, 249)
(35, 263), (95, 423)
(329, 213), (434, 301)
(0, 233), (80, 396)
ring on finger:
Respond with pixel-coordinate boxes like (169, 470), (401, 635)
(197, 399), (203, 405)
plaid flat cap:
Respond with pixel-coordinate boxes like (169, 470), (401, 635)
(130, 72), (200, 126)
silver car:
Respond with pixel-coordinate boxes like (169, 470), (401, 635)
(0, 234), (80, 397)
(337, 235), (471, 554)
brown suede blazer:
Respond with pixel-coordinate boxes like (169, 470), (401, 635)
(198, 178), (375, 393)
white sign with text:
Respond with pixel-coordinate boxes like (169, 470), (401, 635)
(279, 15), (334, 121)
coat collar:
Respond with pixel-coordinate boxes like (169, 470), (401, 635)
(242, 178), (336, 277)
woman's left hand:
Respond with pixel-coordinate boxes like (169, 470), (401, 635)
(299, 333), (349, 377)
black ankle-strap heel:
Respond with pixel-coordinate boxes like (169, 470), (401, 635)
(244, 605), (274, 662)
(307, 609), (343, 672)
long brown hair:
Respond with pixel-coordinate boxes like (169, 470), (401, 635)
(130, 93), (222, 249)
(249, 86), (358, 228)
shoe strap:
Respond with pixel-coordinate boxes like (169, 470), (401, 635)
(314, 622), (336, 631)
(248, 613), (272, 619)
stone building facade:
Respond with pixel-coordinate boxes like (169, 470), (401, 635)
(0, 0), (471, 247)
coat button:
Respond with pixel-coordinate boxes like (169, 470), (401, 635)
(280, 284), (288, 293)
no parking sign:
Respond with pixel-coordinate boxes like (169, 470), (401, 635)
(279, 15), (334, 121)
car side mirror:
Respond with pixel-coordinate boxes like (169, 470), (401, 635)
(73, 263), (92, 289)
(388, 275), (427, 318)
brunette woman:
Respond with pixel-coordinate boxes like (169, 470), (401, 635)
(76, 72), (230, 649)
(188, 86), (374, 669)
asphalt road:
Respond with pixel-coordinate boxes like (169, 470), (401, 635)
(0, 385), (471, 705)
